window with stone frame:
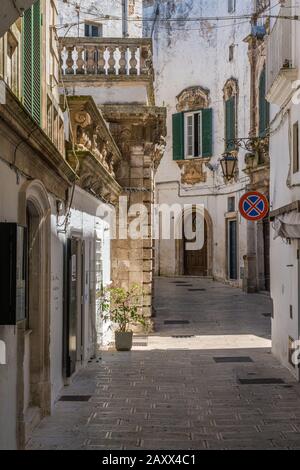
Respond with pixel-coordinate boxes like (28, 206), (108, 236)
(172, 86), (213, 161)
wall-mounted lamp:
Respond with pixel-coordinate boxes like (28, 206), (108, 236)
(220, 153), (238, 182)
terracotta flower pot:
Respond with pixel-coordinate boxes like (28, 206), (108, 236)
(115, 331), (133, 351)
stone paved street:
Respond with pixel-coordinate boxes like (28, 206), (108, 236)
(27, 278), (300, 450)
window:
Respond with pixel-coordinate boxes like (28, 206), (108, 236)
(7, 31), (19, 96)
(185, 111), (202, 158)
(228, 0), (236, 13)
(84, 23), (103, 38)
(229, 44), (234, 62)
(293, 121), (299, 174)
(259, 66), (270, 137)
(228, 197), (235, 213)
(172, 109), (213, 160)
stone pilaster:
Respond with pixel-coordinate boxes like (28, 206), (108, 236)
(104, 105), (166, 323)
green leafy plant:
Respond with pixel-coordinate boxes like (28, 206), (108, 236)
(100, 284), (149, 333)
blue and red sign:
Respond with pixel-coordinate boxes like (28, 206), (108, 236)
(239, 191), (269, 221)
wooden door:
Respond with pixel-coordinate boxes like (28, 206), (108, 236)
(184, 215), (208, 276)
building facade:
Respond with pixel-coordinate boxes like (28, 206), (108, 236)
(266, 0), (300, 379)
(144, 0), (269, 291)
(58, 0), (166, 321)
(0, 0), (162, 449)
(0, 0), (166, 449)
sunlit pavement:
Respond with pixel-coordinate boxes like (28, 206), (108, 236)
(27, 278), (300, 450)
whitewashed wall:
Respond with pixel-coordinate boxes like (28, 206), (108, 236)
(268, 0), (300, 378)
(0, 161), (26, 449)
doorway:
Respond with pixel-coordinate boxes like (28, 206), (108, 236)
(263, 217), (270, 292)
(227, 219), (238, 280)
(184, 212), (208, 276)
(64, 237), (86, 379)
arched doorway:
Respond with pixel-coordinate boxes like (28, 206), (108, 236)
(184, 212), (208, 276)
(18, 180), (51, 447)
(175, 207), (213, 277)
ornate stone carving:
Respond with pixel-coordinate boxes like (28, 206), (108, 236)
(223, 78), (239, 101)
(176, 159), (207, 185)
(144, 136), (167, 170)
(176, 86), (210, 112)
(67, 96), (121, 178)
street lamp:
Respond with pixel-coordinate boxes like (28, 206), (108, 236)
(220, 153), (238, 182)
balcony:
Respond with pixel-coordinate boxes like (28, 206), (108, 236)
(266, 3), (298, 106)
(59, 37), (154, 106)
(65, 95), (122, 205)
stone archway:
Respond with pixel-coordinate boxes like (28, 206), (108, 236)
(175, 207), (213, 277)
(17, 180), (51, 447)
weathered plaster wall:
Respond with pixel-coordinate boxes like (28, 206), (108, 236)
(58, 0), (143, 38)
(143, 0), (253, 283)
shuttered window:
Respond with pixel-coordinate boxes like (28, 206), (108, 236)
(172, 109), (213, 160)
(225, 96), (236, 151)
(22, 1), (41, 125)
(259, 66), (270, 137)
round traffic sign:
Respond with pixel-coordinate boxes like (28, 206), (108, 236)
(239, 191), (269, 221)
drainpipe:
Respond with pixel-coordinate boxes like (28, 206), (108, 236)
(122, 0), (128, 38)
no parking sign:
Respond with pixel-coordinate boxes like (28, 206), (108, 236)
(239, 191), (269, 221)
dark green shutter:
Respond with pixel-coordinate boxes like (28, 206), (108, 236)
(202, 108), (213, 157)
(172, 112), (184, 160)
(22, 0), (41, 125)
(225, 96), (236, 151)
(259, 67), (269, 137)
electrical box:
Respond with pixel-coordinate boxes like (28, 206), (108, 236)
(0, 223), (27, 325)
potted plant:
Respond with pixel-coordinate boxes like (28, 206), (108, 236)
(100, 284), (148, 351)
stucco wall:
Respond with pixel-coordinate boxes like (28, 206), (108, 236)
(0, 160), (27, 450)
(268, 0), (300, 378)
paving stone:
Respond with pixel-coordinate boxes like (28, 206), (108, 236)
(27, 278), (300, 451)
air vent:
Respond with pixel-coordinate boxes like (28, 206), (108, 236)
(59, 395), (92, 402)
(172, 335), (194, 338)
(214, 357), (253, 363)
(238, 378), (285, 385)
(188, 289), (206, 292)
(164, 320), (190, 325)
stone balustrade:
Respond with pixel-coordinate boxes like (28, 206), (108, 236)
(59, 37), (153, 78)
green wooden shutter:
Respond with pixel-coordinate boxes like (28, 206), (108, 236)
(23, 8), (33, 117)
(225, 96), (235, 151)
(32, 1), (41, 125)
(259, 67), (269, 137)
(202, 108), (213, 157)
(22, 0), (41, 125)
(172, 112), (184, 160)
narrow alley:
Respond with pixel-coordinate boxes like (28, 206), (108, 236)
(27, 278), (300, 451)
